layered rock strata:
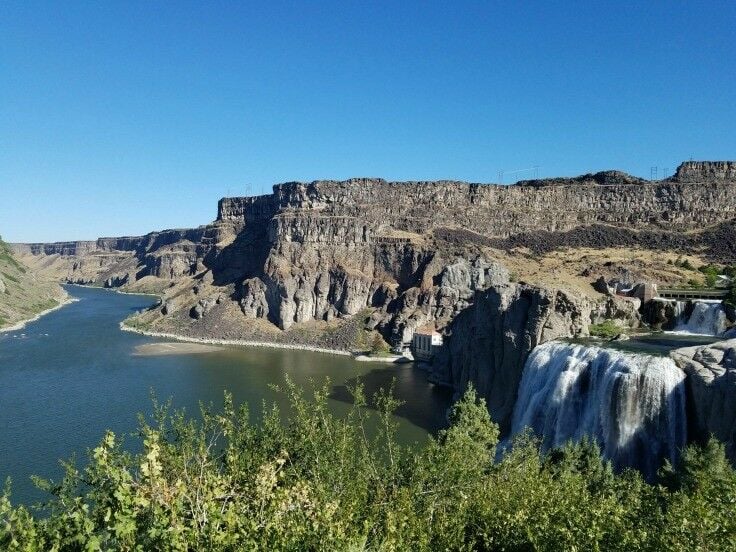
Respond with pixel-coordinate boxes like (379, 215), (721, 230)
(10, 160), (736, 422)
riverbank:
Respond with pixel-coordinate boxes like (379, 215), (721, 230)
(66, 282), (163, 298)
(120, 322), (355, 357)
(0, 293), (77, 333)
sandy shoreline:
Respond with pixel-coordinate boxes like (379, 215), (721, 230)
(0, 294), (78, 333)
(132, 342), (224, 356)
(120, 323), (355, 357)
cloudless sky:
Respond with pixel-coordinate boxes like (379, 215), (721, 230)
(1, 1), (735, 242)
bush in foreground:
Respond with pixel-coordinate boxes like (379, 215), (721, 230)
(2, 381), (736, 551)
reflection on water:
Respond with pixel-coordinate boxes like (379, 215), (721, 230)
(0, 286), (452, 505)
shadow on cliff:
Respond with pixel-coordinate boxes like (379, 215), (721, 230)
(206, 224), (272, 286)
(330, 364), (454, 435)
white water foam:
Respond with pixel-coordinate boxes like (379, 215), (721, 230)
(508, 341), (687, 478)
(673, 300), (728, 336)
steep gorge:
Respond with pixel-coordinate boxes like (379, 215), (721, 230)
(10, 160), (736, 469)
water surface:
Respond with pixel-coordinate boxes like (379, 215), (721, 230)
(0, 286), (452, 505)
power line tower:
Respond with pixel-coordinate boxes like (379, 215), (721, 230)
(650, 166), (658, 181)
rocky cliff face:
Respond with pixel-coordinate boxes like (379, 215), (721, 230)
(671, 339), (736, 461)
(9, 160), (736, 474)
(13, 160), (736, 335)
(673, 161), (736, 183)
(430, 285), (593, 431)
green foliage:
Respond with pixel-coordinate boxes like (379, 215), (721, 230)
(369, 332), (390, 356)
(589, 319), (622, 339)
(687, 278), (703, 289)
(726, 283), (736, 308)
(0, 238), (26, 274)
(674, 257), (696, 271)
(122, 316), (151, 331)
(698, 264), (720, 288)
(2, 271), (19, 284)
(2, 383), (736, 550)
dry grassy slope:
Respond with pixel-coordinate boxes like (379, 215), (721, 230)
(0, 238), (67, 329)
(485, 246), (713, 298)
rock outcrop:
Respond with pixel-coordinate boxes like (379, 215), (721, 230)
(671, 339), (736, 461)
(9, 160), (736, 463)
(11, 160), (736, 342)
(430, 284), (592, 431)
(673, 161), (736, 183)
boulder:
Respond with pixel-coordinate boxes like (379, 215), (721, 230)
(189, 296), (218, 320)
(593, 296), (641, 328)
(240, 277), (269, 319)
(592, 276), (614, 296)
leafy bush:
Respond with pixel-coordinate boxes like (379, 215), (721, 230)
(687, 278), (703, 289)
(2, 382), (736, 550)
(725, 283), (736, 308)
(699, 265), (721, 288)
(589, 320), (622, 339)
(369, 332), (391, 356)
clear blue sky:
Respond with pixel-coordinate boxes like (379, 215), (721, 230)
(2, 1), (734, 242)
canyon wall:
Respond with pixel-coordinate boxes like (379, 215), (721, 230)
(10, 161), (736, 441)
(11, 159), (736, 341)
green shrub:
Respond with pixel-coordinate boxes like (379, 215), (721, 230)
(0, 238), (25, 274)
(369, 332), (391, 355)
(725, 284), (736, 308)
(2, 382), (736, 550)
(589, 320), (622, 338)
(1, 272), (19, 284)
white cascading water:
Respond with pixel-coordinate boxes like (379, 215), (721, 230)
(673, 300), (728, 336)
(509, 341), (687, 479)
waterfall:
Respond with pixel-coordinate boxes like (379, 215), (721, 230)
(508, 341), (687, 479)
(673, 300), (728, 336)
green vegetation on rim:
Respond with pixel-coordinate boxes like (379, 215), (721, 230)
(0, 237), (26, 274)
(2, 382), (736, 550)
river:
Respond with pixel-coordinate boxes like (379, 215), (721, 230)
(0, 285), (452, 505)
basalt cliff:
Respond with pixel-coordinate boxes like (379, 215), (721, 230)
(11, 161), (736, 437)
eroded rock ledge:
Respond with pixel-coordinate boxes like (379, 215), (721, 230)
(9, 160), (736, 438)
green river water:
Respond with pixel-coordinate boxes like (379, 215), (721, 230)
(0, 285), (452, 505)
